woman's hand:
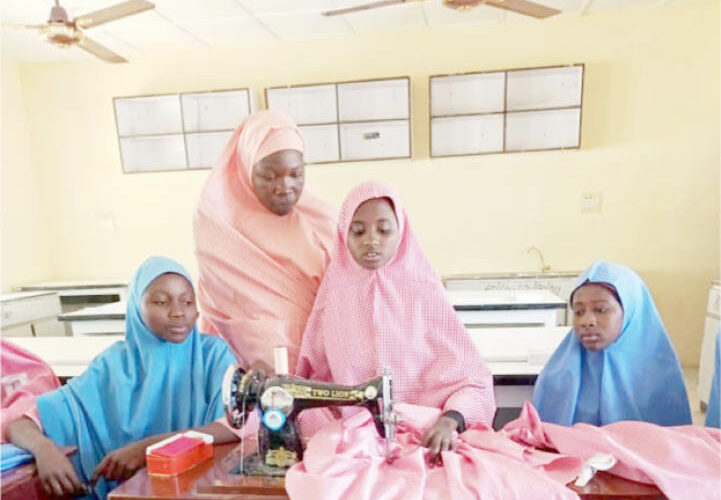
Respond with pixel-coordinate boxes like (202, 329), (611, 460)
(422, 415), (458, 466)
(33, 440), (87, 496)
(92, 441), (147, 483)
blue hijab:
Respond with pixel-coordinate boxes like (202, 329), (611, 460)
(36, 257), (237, 499)
(532, 260), (691, 426)
(706, 330), (720, 428)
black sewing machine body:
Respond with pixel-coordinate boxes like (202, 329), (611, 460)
(223, 365), (394, 476)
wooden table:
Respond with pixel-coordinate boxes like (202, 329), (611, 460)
(109, 442), (666, 500)
(1, 447), (76, 500)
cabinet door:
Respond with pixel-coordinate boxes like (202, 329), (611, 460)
(339, 120), (410, 161)
(506, 66), (583, 111)
(181, 90), (250, 132)
(185, 131), (234, 169)
(299, 124), (340, 163)
(505, 108), (581, 151)
(119, 135), (187, 172)
(266, 84), (337, 125)
(431, 114), (504, 156)
(337, 78), (409, 122)
(431, 72), (505, 116)
(114, 95), (183, 136)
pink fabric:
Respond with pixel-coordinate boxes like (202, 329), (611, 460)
(286, 403), (583, 500)
(1, 339), (60, 442)
(504, 402), (721, 500)
(194, 110), (336, 370)
(295, 181), (495, 428)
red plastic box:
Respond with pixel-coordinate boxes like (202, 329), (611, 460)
(146, 431), (214, 476)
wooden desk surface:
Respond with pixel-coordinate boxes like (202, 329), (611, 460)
(109, 442), (666, 500)
(1, 447), (76, 500)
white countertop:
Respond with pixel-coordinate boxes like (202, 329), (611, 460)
(446, 289), (566, 308)
(58, 301), (126, 321)
(8, 336), (124, 377)
(18, 279), (128, 290)
(1, 291), (58, 302)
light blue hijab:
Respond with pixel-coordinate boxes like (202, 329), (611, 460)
(36, 257), (237, 499)
(706, 330), (720, 428)
(532, 260), (691, 427)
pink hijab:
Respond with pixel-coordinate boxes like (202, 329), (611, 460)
(1, 339), (60, 442)
(295, 181), (496, 426)
(194, 110), (336, 370)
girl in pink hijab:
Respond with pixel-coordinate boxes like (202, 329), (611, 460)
(295, 181), (496, 461)
(1, 339), (60, 443)
(194, 111), (336, 372)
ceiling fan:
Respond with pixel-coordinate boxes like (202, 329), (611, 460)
(9, 0), (155, 63)
(323, 0), (561, 19)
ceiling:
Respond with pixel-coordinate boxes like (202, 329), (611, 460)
(0, 0), (687, 63)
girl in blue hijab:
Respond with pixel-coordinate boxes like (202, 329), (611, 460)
(532, 260), (691, 427)
(705, 330), (720, 428)
(6, 257), (239, 499)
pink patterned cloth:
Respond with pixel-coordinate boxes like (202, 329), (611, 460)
(1, 339), (60, 442)
(295, 182), (495, 428)
(286, 403), (583, 500)
(194, 110), (336, 370)
(504, 403), (721, 500)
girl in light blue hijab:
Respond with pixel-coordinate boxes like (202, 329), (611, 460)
(532, 260), (691, 427)
(6, 257), (239, 499)
(705, 330), (720, 428)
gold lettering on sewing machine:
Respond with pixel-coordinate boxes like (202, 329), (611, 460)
(280, 384), (365, 401)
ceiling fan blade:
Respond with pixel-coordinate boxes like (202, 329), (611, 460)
(0, 23), (46, 31)
(76, 36), (127, 63)
(74, 0), (154, 29)
(322, 0), (407, 16)
(485, 0), (560, 18)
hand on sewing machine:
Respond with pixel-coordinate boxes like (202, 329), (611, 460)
(91, 441), (147, 483)
(422, 415), (458, 466)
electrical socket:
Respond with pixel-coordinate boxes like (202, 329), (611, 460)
(580, 192), (602, 214)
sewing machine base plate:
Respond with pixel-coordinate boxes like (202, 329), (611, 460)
(229, 454), (290, 477)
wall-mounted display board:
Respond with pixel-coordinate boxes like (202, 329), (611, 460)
(114, 89), (251, 173)
(266, 77), (411, 164)
(430, 65), (583, 157)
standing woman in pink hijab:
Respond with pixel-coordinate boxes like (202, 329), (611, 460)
(194, 111), (336, 372)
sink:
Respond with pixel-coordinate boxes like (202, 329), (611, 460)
(444, 271), (581, 281)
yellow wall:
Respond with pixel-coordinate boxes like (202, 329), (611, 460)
(1, 59), (52, 289)
(2, 0), (719, 365)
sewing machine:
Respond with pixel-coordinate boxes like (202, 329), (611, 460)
(222, 364), (395, 477)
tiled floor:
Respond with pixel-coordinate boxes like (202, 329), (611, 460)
(683, 366), (706, 425)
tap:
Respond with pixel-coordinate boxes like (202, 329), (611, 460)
(527, 246), (551, 273)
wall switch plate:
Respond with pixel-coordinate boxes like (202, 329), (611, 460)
(580, 192), (602, 213)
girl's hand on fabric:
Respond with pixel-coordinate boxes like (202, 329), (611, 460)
(33, 440), (88, 496)
(92, 442), (147, 483)
(422, 415), (458, 466)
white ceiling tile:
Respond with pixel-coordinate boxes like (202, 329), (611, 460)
(87, 10), (204, 50)
(178, 18), (277, 47)
(338, 1), (426, 32)
(0, 0), (54, 25)
(423, 0), (506, 26)
(257, 11), (353, 42)
(151, 0), (250, 23)
(238, 0), (335, 16)
(585, 0), (665, 13)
